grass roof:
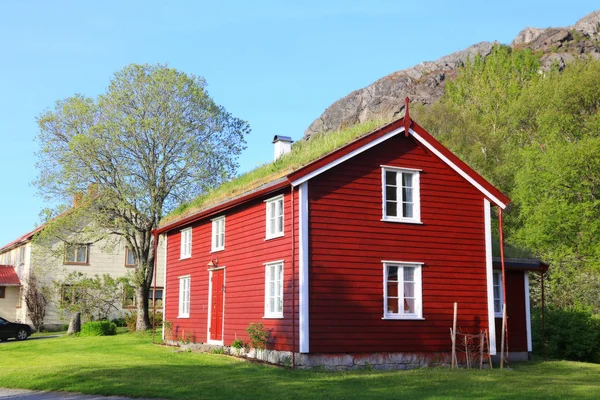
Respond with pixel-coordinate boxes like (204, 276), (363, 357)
(162, 119), (386, 226)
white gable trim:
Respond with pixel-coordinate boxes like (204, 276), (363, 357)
(290, 125), (506, 209)
(299, 181), (309, 353)
(484, 199), (497, 355)
(409, 128), (507, 209)
(291, 127), (404, 187)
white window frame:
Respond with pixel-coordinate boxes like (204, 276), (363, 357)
(180, 228), (192, 259)
(493, 271), (503, 317)
(211, 216), (225, 252)
(18, 246), (26, 266)
(264, 260), (284, 318)
(381, 166), (421, 223)
(382, 261), (423, 320)
(178, 276), (190, 318)
(265, 195), (284, 239)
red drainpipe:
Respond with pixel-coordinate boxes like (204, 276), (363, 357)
(498, 207), (509, 363)
(290, 184), (296, 368)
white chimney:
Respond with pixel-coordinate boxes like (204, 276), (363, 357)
(273, 135), (293, 161)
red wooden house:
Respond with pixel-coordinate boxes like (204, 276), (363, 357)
(155, 113), (538, 368)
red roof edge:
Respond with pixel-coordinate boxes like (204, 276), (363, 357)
(0, 225), (44, 253)
(0, 265), (22, 286)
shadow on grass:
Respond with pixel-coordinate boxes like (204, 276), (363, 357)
(8, 359), (600, 400)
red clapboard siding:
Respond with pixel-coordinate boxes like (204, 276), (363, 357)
(165, 188), (300, 352)
(308, 133), (490, 353)
(495, 270), (528, 352)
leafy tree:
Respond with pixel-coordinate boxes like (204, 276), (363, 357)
(35, 64), (249, 330)
(56, 272), (129, 322)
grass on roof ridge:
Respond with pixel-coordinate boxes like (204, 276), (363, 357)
(162, 119), (387, 225)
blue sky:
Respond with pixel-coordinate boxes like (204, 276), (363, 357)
(0, 1), (597, 246)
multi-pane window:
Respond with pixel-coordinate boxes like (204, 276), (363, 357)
(179, 276), (190, 318)
(149, 288), (164, 309)
(383, 262), (423, 319)
(123, 286), (163, 309)
(265, 196), (284, 239)
(493, 271), (503, 316)
(180, 228), (192, 259)
(382, 167), (421, 223)
(0, 286), (5, 298)
(18, 246), (26, 266)
(211, 216), (225, 252)
(125, 248), (136, 267)
(61, 285), (85, 306)
(264, 261), (284, 318)
(65, 244), (89, 264)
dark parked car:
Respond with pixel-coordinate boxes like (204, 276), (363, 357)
(0, 316), (33, 341)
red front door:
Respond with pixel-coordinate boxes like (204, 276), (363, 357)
(210, 269), (224, 342)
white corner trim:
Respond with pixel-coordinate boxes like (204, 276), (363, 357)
(409, 128), (507, 209)
(299, 181), (309, 353)
(162, 234), (167, 341)
(291, 127), (405, 187)
(484, 199), (497, 355)
(524, 272), (532, 352)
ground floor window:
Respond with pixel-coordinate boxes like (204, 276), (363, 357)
(123, 286), (164, 309)
(0, 286), (5, 298)
(17, 287), (23, 308)
(264, 261), (284, 318)
(493, 271), (503, 316)
(383, 261), (423, 319)
(179, 276), (190, 318)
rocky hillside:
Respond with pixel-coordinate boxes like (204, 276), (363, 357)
(305, 10), (600, 138)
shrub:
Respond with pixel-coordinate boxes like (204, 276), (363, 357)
(80, 320), (117, 337)
(246, 322), (271, 349)
(231, 339), (244, 349)
(125, 312), (137, 332)
(111, 317), (126, 327)
(532, 307), (600, 363)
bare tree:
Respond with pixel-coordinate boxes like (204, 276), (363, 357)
(23, 272), (49, 332)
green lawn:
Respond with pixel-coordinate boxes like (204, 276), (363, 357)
(1, 332), (598, 399)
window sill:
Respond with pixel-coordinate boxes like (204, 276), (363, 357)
(64, 262), (90, 266)
(382, 316), (425, 320)
(263, 315), (284, 319)
(210, 248), (225, 253)
(178, 315), (190, 319)
(125, 265), (136, 268)
(380, 218), (423, 225)
(265, 233), (284, 241)
(494, 314), (503, 318)
(180, 255), (191, 260)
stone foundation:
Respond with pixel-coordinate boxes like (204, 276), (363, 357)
(164, 340), (453, 370)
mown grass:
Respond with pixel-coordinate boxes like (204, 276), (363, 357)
(0, 332), (599, 399)
(163, 120), (385, 225)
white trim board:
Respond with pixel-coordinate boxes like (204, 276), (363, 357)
(484, 199), (497, 355)
(525, 272), (532, 352)
(298, 181), (309, 353)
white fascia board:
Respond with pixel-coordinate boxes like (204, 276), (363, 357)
(484, 199), (497, 355)
(299, 181), (309, 353)
(291, 127), (405, 187)
(525, 272), (532, 352)
(409, 128), (507, 209)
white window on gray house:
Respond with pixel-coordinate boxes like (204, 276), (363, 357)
(18, 246), (26, 266)
(383, 262), (423, 319)
(180, 227), (192, 259)
(382, 167), (421, 223)
(211, 216), (225, 252)
(178, 276), (190, 318)
(65, 244), (89, 265)
(264, 261), (284, 318)
(265, 195), (284, 239)
(493, 271), (503, 316)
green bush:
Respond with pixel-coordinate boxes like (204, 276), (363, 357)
(231, 339), (244, 349)
(532, 307), (600, 363)
(111, 317), (126, 327)
(80, 321), (117, 337)
(246, 322), (270, 349)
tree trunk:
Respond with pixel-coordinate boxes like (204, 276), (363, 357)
(67, 312), (81, 335)
(135, 285), (150, 331)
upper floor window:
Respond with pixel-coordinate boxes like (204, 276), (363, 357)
(18, 246), (26, 266)
(382, 166), (421, 223)
(180, 228), (192, 259)
(265, 195), (284, 239)
(493, 271), (503, 316)
(125, 247), (136, 267)
(264, 261), (284, 318)
(211, 216), (225, 252)
(65, 244), (89, 265)
(383, 261), (423, 319)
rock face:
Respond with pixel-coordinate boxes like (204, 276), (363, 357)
(305, 10), (600, 138)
